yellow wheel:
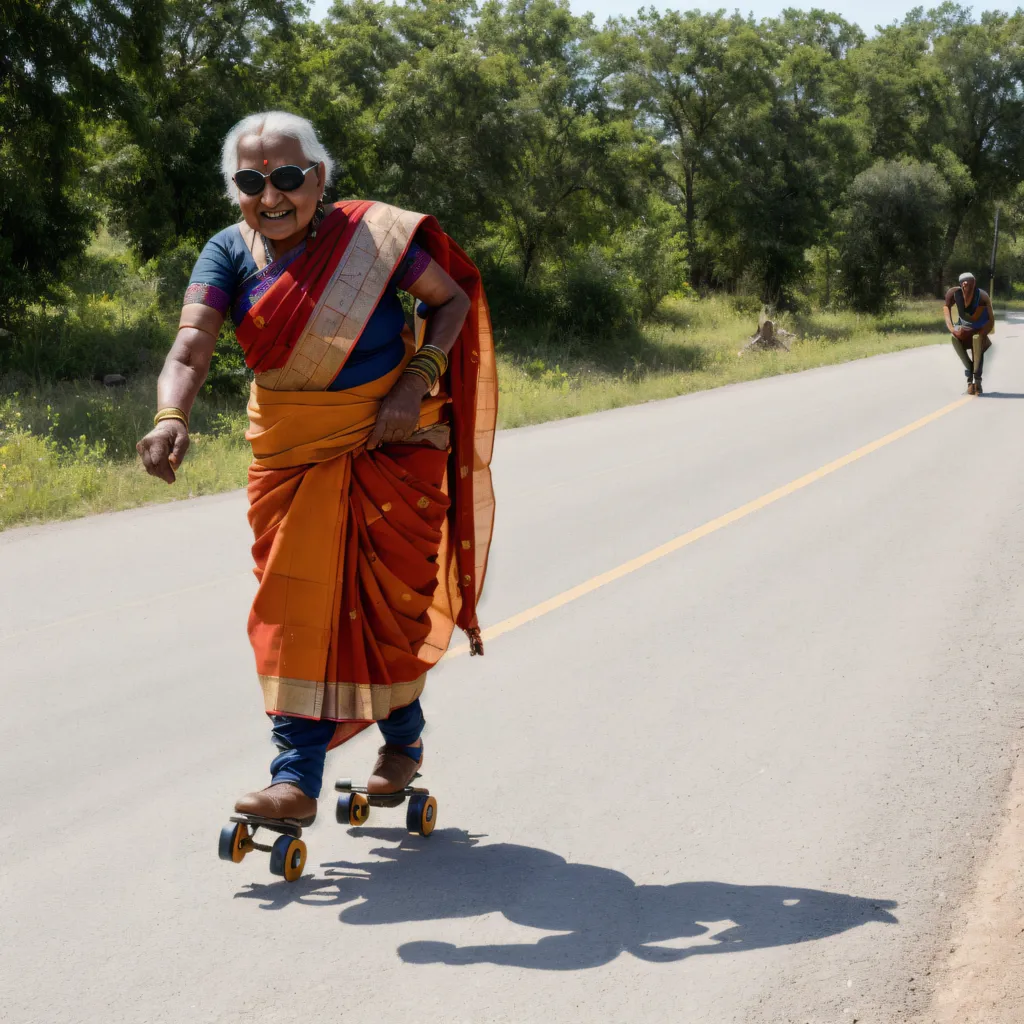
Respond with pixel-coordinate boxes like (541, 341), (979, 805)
(218, 822), (250, 863)
(351, 792), (370, 826)
(336, 791), (371, 826)
(407, 794), (437, 836)
(269, 835), (307, 882)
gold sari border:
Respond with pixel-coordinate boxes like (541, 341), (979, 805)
(255, 202), (426, 392)
(259, 673), (426, 721)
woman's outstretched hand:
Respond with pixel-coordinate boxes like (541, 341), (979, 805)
(137, 420), (190, 484)
(368, 374), (425, 449)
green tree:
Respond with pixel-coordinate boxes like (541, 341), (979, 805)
(927, 5), (1024, 287)
(850, 16), (950, 163)
(604, 9), (773, 286)
(701, 10), (866, 303)
(836, 159), (950, 312)
(259, 0), (445, 202)
(95, 0), (303, 260)
(0, 0), (162, 321)
(471, 0), (650, 284)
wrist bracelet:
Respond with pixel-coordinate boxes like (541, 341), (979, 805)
(420, 344), (449, 373)
(416, 349), (447, 378)
(154, 407), (189, 429)
(404, 352), (441, 389)
(402, 366), (435, 391)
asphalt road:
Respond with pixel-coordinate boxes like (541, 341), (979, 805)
(3, 323), (1024, 1024)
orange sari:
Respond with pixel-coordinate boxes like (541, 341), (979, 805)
(239, 201), (496, 747)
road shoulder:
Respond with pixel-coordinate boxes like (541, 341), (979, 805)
(925, 742), (1024, 1022)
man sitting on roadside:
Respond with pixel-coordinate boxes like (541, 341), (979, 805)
(943, 272), (994, 395)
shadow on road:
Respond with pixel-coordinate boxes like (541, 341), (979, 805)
(235, 828), (897, 970)
(979, 392), (1024, 399)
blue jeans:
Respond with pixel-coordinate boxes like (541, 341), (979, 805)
(269, 699), (425, 799)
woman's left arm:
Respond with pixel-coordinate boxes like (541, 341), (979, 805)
(367, 260), (470, 448)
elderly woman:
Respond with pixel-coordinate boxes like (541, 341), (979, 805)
(137, 111), (496, 827)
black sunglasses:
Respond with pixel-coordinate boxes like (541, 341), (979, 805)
(233, 162), (319, 196)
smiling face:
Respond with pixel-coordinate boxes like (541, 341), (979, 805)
(234, 132), (324, 252)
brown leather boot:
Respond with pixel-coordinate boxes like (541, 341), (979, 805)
(974, 377), (983, 395)
(367, 745), (422, 795)
(967, 381), (977, 395)
(234, 783), (317, 825)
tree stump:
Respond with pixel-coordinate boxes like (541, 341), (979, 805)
(740, 318), (794, 355)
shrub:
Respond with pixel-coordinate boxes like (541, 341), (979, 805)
(836, 160), (950, 314)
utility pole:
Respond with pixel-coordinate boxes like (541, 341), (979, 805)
(989, 205), (1001, 300)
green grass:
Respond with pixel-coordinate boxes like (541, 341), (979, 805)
(0, 384), (251, 530)
(495, 296), (944, 427)
(1, 296), (948, 532)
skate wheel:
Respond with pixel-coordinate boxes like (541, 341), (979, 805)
(218, 821), (250, 863)
(336, 791), (371, 826)
(269, 835), (306, 882)
(406, 793), (437, 836)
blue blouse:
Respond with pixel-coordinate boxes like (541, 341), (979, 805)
(184, 225), (431, 389)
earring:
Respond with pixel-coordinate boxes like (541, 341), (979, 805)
(309, 199), (326, 240)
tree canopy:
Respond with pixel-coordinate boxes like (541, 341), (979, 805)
(4, 0), (1024, 325)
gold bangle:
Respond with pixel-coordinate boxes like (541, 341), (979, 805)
(178, 323), (218, 337)
(154, 407), (189, 429)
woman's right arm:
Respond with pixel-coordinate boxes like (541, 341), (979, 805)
(136, 304), (224, 484)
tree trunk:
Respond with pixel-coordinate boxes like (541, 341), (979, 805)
(684, 162), (697, 288)
(740, 318), (794, 354)
(521, 240), (536, 286)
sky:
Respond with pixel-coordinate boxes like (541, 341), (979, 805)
(305, 0), (996, 35)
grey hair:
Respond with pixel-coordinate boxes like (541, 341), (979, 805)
(221, 111), (335, 203)
(959, 271), (976, 284)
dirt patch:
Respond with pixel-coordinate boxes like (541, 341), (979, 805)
(924, 745), (1024, 1022)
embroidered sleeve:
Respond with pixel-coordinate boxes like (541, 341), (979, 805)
(184, 229), (250, 316)
(183, 282), (231, 315)
(397, 243), (432, 292)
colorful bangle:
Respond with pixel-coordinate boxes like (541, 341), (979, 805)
(416, 350), (447, 379)
(154, 407), (189, 429)
(404, 352), (441, 388)
(420, 344), (449, 374)
(402, 365), (436, 391)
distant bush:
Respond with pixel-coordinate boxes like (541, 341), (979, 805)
(0, 297), (169, 382)
(0, 232), (172, 382)
(141, 236), (203, 311)
(479, 211), (687, 344)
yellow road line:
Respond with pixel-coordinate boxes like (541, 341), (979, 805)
(445, 395), (972, 659)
